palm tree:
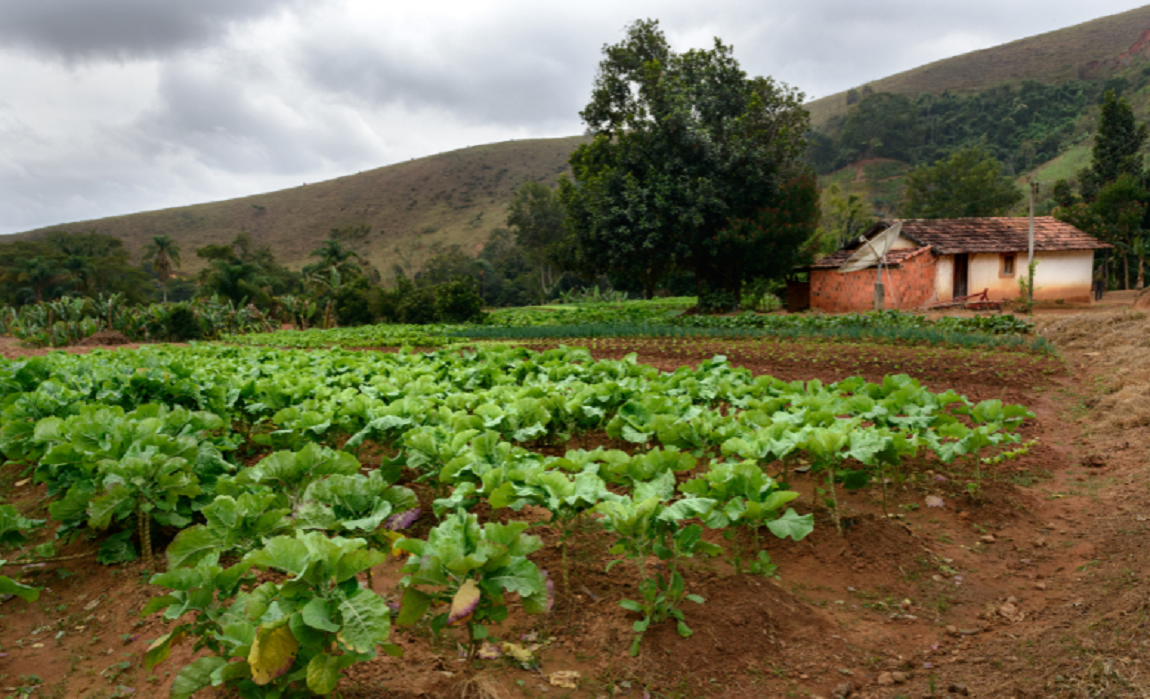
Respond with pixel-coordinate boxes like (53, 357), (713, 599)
(305, 239), (363, 279)
(143, 235), (181, 303)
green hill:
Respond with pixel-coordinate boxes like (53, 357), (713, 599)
(807, 5), (1150, 129)
(10, 136), (587, 278)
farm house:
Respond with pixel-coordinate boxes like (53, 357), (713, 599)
(806, 217), (1112, 313)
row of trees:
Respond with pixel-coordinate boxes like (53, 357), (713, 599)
(806, 79), (1122, 176)
(1054, 90), (1150, 290)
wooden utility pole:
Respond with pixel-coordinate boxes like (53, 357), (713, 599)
(1028, 178), (1036, 308)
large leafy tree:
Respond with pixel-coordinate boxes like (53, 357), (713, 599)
(560, 19), (814, 300)
(901, 145), (1023, 219)
(142, 235), (181, 304)
(506, 182), (568, 301)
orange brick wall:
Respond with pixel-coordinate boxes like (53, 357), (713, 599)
(810, 251), (938, 313)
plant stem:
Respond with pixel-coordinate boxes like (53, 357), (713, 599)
(139, 506), (153, 565)
(560, 525), (571, 595)
(827, 469), (842, 535)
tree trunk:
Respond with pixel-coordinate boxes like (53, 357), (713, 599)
(1124, 253), (1130, 290)
(1138, 258), (1145, 291)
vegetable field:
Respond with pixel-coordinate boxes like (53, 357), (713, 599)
(0, 315), (1144, 698)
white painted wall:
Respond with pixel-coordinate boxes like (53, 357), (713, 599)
(960, 250), (1095, 302)
(935, 255), (954, 301)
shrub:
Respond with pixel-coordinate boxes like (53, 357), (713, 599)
(167, 303), (202, 341)
(434, 277), (486, 324)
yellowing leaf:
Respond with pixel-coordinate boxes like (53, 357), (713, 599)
(448, 578), (480, 627)
(548, 670), (581, 688)
(248, 624), (298, 686)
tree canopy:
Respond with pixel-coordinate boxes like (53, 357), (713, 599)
(901, 145), (1023, 219)
(0, 231), (150, 306)
(1078, 89), (1147, 198)
(506, 182), (569, 302)
(560, 19), (816, 300)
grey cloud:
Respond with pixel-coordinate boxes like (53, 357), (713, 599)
(0, 0), (308, 61)
(293, 10), (606, 129)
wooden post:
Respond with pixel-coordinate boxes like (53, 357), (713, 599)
(1028, 179), (1036, 307)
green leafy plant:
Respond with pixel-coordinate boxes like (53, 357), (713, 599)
(0, 505), (45, 549)
(595, 495), (720, 656)
(681, 460), (812, 575)
(165, 493), (291, 569)
(0, 563), (40, 602)
(147, 533), (398, 698)
(88, 443), (203, 564)
(396, 510), (552, 658)
(296, 469), (419, 588)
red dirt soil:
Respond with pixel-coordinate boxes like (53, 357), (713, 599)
(1, 314), (1148, 698)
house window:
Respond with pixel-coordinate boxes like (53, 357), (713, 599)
(1001, 254), (1016, 276)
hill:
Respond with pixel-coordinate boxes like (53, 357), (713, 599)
(807, 4), (1150, 129)
(10, 136), (587, 278)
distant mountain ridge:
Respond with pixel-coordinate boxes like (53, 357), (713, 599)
(8, 137), (587, 278)
(806, 4), (1150, 128)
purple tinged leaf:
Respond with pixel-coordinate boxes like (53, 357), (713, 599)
(925, 496), (945, 508)
(477, 641), (502, 660)
(541, 569), (555, 613)
(386, 508), (420, 530)
(448, 579), (481, 627)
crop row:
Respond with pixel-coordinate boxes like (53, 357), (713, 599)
(0, 344), (1031, 696)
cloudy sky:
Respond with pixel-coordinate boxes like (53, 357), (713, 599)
(0, 0), (1144, 234)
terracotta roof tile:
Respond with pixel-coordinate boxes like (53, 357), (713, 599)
(810, 246), (931, 270)
(809, 217), (1110, 270)
(888, 217), (1110, 254)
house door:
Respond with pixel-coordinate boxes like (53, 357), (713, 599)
(953, 254), (969, 298)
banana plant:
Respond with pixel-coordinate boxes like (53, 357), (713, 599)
(396, 510), (552, 658)
(594, 495), (720, 656)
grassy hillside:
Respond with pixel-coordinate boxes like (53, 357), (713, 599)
(12, 136), (587, 278)
(807, 5), (1150, 128)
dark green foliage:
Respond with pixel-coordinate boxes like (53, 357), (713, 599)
(334, 276), (374, 327)
(811, 81), (1095, 175)
(561, 19), (813, 300)
(507, 182), (570, 301)
(0, 232), (151, 306)
(698, 290), (737, 314)
(902, 146), (1024, 218)
(1078, 90), (1148, 198)
(394, 285), (440, 325)
(166, 304), (202, 341)
(196, 232), (301, 305)
(434, 277), (486, 324)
